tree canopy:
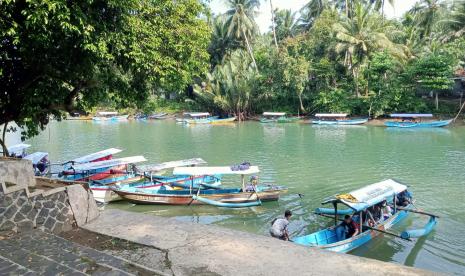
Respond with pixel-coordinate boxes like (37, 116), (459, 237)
(0, 0), (210, 152)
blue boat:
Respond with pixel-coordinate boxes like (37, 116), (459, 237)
(312, 113), (368, 125)
(293, 179), (437, 253)
(384, 113), (452, 128)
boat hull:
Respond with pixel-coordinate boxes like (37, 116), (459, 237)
(293, 207), (410, 253)
(384, 119), (452, 128)
(113, 187), (285, 205)
(312, 118), (368, 125)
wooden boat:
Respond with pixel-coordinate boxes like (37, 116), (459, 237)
(209, 117), (236, 124)
(293, 179), (437, 253)
(312, 113), (368, 125)
(4, 143), (31, 158)
(61, 156), (146, 182)
(67, 148), (122, 164)
(384, 113), (452, 128)
(260, 112), (300, 123)
(148, 112), (168, 119)
(113, 166), (287, 206)
(178, 112), (217, 124)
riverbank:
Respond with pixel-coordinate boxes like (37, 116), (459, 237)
(82, 209), (434, 276)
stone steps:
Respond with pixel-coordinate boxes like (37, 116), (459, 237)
(0, 231), (161, 275)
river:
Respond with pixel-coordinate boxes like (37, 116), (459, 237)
(28, 120), (465, 274)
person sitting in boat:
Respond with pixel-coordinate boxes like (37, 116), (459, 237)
(244, 176), (259, 192)
(270, 210), (292, 241)
(336, 215), (359, 241)
(381, 201), (392, 220)
(396, 190), (412, 207)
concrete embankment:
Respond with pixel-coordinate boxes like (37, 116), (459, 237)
(83, 209), (435, 276)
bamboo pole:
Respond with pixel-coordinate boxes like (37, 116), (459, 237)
(396, 207), (440, 218)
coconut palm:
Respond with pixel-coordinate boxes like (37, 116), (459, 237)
(442, 0), (465, 40)
(194, 50), (256, 120)
(297, 0), (327, 32)
(333, 2), (407, 96)
(406, 0), (447, 39)
(208, 16), (239, 68)
(275, 9), (298, 41)
(224, 0), (260, 70)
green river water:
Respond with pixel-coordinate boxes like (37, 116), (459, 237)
(28, 120), (465, 274)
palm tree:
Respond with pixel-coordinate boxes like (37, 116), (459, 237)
(297, 0), (327, 32)
(275, 9), (298, 41)
(208, 16), (239, 68)
(224, 0), (260, 70)
(333, 2), (407, 96)
(406, 0), (446, 39)
(442, 0), (465, 40)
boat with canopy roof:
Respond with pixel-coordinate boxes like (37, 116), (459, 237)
(92, 111), (129, 121)
(91, 158), (221, 203)
(384, 114), (452, 128)
(312, 113), (368, 125)
(293, 179), (437, 253)
(113, 165), (287, 207)
(260, 112), (300, 123)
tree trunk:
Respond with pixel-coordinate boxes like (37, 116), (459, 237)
(435, 92), (439, 110)
(270, 0), (278, 49)
(243, 31), (258, 71)
(1, 122), (9, 157)
(298, 93), (305, 113)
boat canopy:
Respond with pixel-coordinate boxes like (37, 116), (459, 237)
(24, 152), (48, 164)
(263, 112), (286, 116)
(6, 143), (31, 154)
(323, 179), (407, 212)
(185, 112), (210, 117)
(72, 148), (122, 163)
(136, 158), (207, 172)
(97, 111), (118, 116)
(390, 113), (433, 118)
(315, 113), (348, 117)
(71, 156), (146, 171)
(173, 166), (260, 176)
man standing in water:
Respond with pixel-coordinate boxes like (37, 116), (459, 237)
(270, 210), (292, 241)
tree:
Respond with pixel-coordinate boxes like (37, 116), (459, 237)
(0, 0), (210, 155)
(194, 50), (257, 120)
(275, 9), (298, 42)
(408, 53), (454, 110)
(333, 2), (407, 96)
(224, 0), (260, 70)
(297, 0), (327, 32)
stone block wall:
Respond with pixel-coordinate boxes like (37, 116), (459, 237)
(0, 158), (35, 188)
(0, 184), (75, 233)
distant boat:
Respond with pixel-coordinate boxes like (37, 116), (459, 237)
(260, 112), (300, 123)
(148, 112), (169, 119)
(177, 112), (234, 124)
(293, 179), (437, 253)
(384, 113), (451, 128)
(312, 113), (368, 125)
(92, 112), (128, 121)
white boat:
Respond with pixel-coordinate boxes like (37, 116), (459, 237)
(312, 113), (368, 125)
(24, 152), (50, 176)
(92, 112), (128, 121)
(5, 143), (31, 158)
(71, 148), (122, 164)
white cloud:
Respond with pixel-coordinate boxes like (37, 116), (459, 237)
(210, 0), (418, 33)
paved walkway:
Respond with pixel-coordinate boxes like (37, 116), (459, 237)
(0, 230), (161, 275)
(83, 209), (435, 276)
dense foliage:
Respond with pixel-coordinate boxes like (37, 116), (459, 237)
(195, 0), (464, 119)
(0, 0), (210, 153)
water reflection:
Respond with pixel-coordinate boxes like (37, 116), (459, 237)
(27, 121), (465, 274)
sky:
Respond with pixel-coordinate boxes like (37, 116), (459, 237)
(210, 0), (418, 33)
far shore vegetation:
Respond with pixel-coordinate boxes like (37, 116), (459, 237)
(1, 0), (465, 153)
